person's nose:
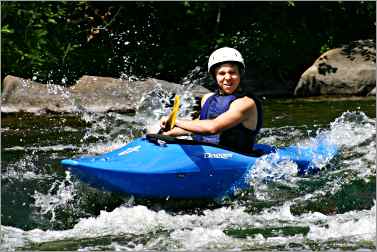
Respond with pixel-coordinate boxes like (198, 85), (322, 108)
(224, 73), (231, 81)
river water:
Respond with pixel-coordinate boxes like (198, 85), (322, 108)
(1, 90), (376, 251)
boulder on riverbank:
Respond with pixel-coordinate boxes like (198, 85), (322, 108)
(294, 39), (376, 97)
(1, 75), (209, 114)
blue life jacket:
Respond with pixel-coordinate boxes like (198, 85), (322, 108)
(193, 90), (263, 154)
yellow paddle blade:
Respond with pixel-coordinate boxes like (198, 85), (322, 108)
(165, 95), (180, 130)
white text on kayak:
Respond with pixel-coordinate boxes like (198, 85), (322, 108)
(118, 145), (141, 156)
(203, 153), (233, 159)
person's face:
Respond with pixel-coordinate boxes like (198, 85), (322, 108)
(215, 63), (241, 94)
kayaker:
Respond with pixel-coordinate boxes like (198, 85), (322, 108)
(160, 47), (263, 154)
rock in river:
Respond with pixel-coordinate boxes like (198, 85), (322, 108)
(1, 75), (209, 114)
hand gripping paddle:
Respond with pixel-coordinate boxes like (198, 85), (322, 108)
(157, 95), (180, 134)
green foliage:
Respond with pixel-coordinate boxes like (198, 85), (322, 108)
(320, 36), (334, 54)
(1, 1), (375, 86)
(1, 1), (88, 83)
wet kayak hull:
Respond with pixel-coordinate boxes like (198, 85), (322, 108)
(61, 135), (337, 199)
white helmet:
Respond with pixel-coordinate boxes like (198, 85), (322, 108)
(207, 47), (245, 74)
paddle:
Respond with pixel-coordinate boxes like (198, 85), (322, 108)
(160, 95), (180, 133)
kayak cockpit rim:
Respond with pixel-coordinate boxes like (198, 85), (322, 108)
(145, 134), (273, 157)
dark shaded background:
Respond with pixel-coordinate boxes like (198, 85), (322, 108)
(1, 1), (375, 87)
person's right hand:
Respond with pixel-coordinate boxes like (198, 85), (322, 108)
(159, 116), (168, 131)
(161, 126), (181, 136)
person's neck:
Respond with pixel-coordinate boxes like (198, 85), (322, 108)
(217, 87), (242, 96)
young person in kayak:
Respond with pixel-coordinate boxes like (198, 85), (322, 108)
(160, 47), (263, 154)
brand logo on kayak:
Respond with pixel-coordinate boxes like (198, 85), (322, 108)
(118, 145), (141, 156)
(204, 153), (233, 159)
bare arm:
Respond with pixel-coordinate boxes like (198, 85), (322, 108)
(160, 92), (214, 137)
(174, 97), (256, 135)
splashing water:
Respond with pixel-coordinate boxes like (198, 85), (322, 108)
(327, 111), (375, 147)
(1, 95), (375, 251)
(32, 171), (76, 222)
(245, 110), (375, 202)
(1, 201), (375, 251)
(136, 79), (198, 125)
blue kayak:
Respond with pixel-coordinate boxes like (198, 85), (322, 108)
(61, 134), (337, 199)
